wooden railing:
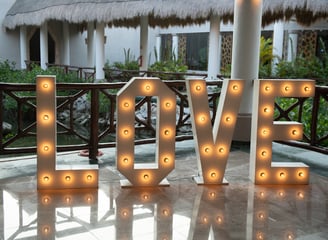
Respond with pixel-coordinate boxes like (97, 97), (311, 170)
(0, 80), (222, 162)
(1, 78), (327, 162)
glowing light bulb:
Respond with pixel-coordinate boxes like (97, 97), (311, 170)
(43, 197), (50, 204)
(284, 85), (290, 92)
(122, 210), (128, 217)
(195, 85), (202, 91)
(218, 147), (224, 153)
(43, 114), (49, 120)
(143, 174), (149, 180)
(65, 175), (71, 181)
(123, 129), (129, 135)
(43, 83), (49, 89)
(287, 233), (293, 240)
(43, 176), (49, 182)
(123, 157), (129, 163)
(204, 147), (210, 153)
(163, 157), (169, 163)
(210, 172), (217, 178)
(123, 102), (130, 108)
(225, 116), (231, 122)
(232, 84), (238, 91)
(65, 197), (71, 203)
(263, 107), (269, 113)
(259, 192), (265, 197)
(257, 232), (264, 240)
(304, 86), (310, 92)
(86, 175), (92, 181)
(262, 129), (269, 136)
(209, 192), (216, 198)
(292, 129), (297, 136)
(264, 85), (270, 91)
(86, 196), (92, 202)
(260, 172), (265, 177)
(278, 191), (284, 197)
(165, 102), (171, 108)
(43, 145), (49, 151)
(261, 150), (267, 157)
(199, 115), (206, 122)
(279, 172), (285, 178)
(145, 84), (151, 91)
(143, 194), (149, 200)
(298, 171), (304, 177)
(164, 129), (170, 136)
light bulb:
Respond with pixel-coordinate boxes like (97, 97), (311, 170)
(232, 84), (238, 91)
(204, 147), (210, 153)
(86, 175), (92, 181)
(65, 175), (71, 181)
(261, 150), (267, 157)
(218, 147), (224, 153)
(123, 129), (129, 135)
(260, 172), (265, 177)
(210, 172), (216, 178)
(165, 102), (171, 108)
(284, 85), (290, 92)
(297, 192), (304, 199)
(264, 85), (270, 91)
(263, 107), (269, 113)
(162, 209), (169, 216)
(298, 171), (304, 177)
(143, 174), (149, 180)
(123, 157), (129, 163)
(195, 85), (202, 91)
(304, 86), (310, 92)
(164, 129), (170, 136)
(203, 216), (208, 223)
(123, 102), (130, 108)
(43, 145), (49, 151)
(43, 176), (49, 182)
(145, 84), (151, 91)
(163, 157), (169, 163)
(292, 129), (297, 136)
(258, 212), (265, 219)
(216, 216), (223, 223)
(43, 226), (50, 234)
(43, 114), (49, 120)
(279, 172), (285, 178)
(43, 83), (49, 89)
(225, 116), (231, 122)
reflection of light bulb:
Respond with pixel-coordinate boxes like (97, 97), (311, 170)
(143, 194), (149, 200)
(202, 216), (208, 223)
(216, 216), (223, 223)
(162, 209), (169, 216)
(209, 192), (216, 198)
(122, 210), (128, 217)
(259, 192), (265, 198)
(43, 226), (50, 234)
(258, 212), (265, 219)
(65, 197), (71, 203)
(297, 192), (304, 199)
(43, 197), (50, 204)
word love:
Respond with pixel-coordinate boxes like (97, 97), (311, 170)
(36, 76), (314, 189)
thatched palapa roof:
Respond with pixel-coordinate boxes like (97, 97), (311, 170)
(3, 0), (328, 30)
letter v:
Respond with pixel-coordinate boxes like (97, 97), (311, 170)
(186, 79), (245, 184)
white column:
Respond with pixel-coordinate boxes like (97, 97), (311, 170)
(140, 16), (149, 71)
(207, 14), (221, 80)
(19, 26), (27, 69)
(95, 22), (105, 80)
(272, 21), (284, 72)
(287, 31), (298, 62)
(231, 0), (263, 141)
(172, 34), (178, 60)
(62, 21), (70, 65)
(155, 35), (161, 61)
(87, 22), (95, 68)
(40, 22), (48, 70)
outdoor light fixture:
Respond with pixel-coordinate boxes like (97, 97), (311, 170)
(36, 76), (98, 189)
(186, 79), (245, 184)
(250, 79), (315, 184)
(116, 77), (176, 187)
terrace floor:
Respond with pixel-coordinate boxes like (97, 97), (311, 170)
(0, 140), (327, 239)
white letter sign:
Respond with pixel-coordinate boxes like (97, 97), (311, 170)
(186, 79), (245, 184)
(37, 76), (98, 189)
(250, 79), (315, 184)
(116, 77), (176, 187)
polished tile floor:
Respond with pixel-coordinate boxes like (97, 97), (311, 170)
(0, 141), (327, 239)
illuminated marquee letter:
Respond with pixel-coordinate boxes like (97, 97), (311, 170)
(37, 76), (98, 189)
(250, 79), (315, 184)
(116, 77), (176, 187)
(186, 79), (245, 184)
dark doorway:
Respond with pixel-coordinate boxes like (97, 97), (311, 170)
(29, 29), (55, 64)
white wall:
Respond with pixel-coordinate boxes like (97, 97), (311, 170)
(0, 0), (20, 68)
